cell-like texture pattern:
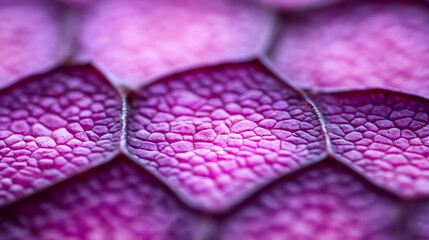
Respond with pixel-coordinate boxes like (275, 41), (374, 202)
(271, 1), (429, 96)
(75, 0), (274, 87)
(0, 157), (203, 240)
(249, 0), (344, 10)
(126, 61), (326, 212)
(0, 0), (66, 88)
(218, 161), (401, 240)
(312, 90), (429, 197)
(0, 65), (121, 205)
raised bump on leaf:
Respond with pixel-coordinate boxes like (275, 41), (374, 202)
(311, 89), (429, 197)
(0, 0), (66, 88)
(0, 157), (203, 240)
(0, 65), (121, 205)
(218, 161), (401, 240)
(75, 0), (275, 87)
(125, 61), (326, 213)
(270, 1), (429, 96)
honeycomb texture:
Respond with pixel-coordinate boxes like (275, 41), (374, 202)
(312, 90), (429, 197)
(0, 0), (65, 88)
(271, 1), (429, 96)
(0, 65), (121, 205)
(218, 161), (401, 240)
(126, 61), (326, 212)
(75, 0), (274, 87)
(0, 157), (202, 240)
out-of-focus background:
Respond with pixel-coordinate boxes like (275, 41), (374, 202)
(1, 0), (428, 95)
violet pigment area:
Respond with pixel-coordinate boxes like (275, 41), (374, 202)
(125, 61), (326, 213)
(408, 201), (429, 240)
(74, 0), (275, 87)
(248, 0), (345, 10)
(0, 156), (203, 240)
(311, 89), (429, 198)
(218, 160), (402, 240)
(0, 0), (66, 88)
(0, 0), (429, 239)
(0, 65), (122, 205)
(270, 1), (429, 96)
